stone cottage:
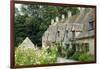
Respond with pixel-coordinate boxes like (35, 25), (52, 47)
(42, 8), (95, 55)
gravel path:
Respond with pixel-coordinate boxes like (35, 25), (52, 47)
(57, 57), (78, 63)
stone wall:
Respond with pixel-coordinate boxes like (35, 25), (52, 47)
(75, 37), (95, 55)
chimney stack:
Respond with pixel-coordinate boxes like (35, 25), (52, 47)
(51, 19), (54, 25)
(79, 8), (85, 14)
(55, 17), (59, 22)
(61, 14), (65, 22)
(62, 14), (65, 19)
(68, 11), (72, 18)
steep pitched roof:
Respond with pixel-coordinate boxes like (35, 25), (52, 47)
(18, 37), (35, 48)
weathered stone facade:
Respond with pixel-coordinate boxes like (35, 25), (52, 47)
(42, 8), (95, 55)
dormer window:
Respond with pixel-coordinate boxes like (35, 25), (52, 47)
(89, 21), (94, 30)
(88, 16), (94, 31)
(72, 31), (75, 39)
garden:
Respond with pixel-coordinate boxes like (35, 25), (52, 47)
(15, 43), (95, 66)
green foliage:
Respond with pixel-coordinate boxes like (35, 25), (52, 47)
(79, 53), (95, 62)
(59, 46), (69, 57)
(15, 46), (58, 66)
(66, 48), (75, 58)
(69, 52), (95, 62)
(70, 52), (82, 60)
(15, 48), (36, 65)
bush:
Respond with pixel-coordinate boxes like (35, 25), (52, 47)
(79, 53), (95, 62)
(15, 48), (36, 65)
(69, 52), (95, 62)
(15, 46), (58, 66)
(67, 48), (75, 58)
(70, 52), (82, 60)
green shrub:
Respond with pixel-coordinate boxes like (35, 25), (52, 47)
(15, 48), (36, 65)
(67, 48), (75, 58)
(69, 52), (95, 62)
(15, 46), (58, 66)
(79, 53), (95, 62)
(70, 52), (82, 60)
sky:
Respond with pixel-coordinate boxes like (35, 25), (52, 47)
(15, 4), (21, 11)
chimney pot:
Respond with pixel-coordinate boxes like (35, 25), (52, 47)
(68, 11), (72, 18)
(56, 17), (59, 22)
(51, 19), (54, 24)
(62, 14), (65, 19)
